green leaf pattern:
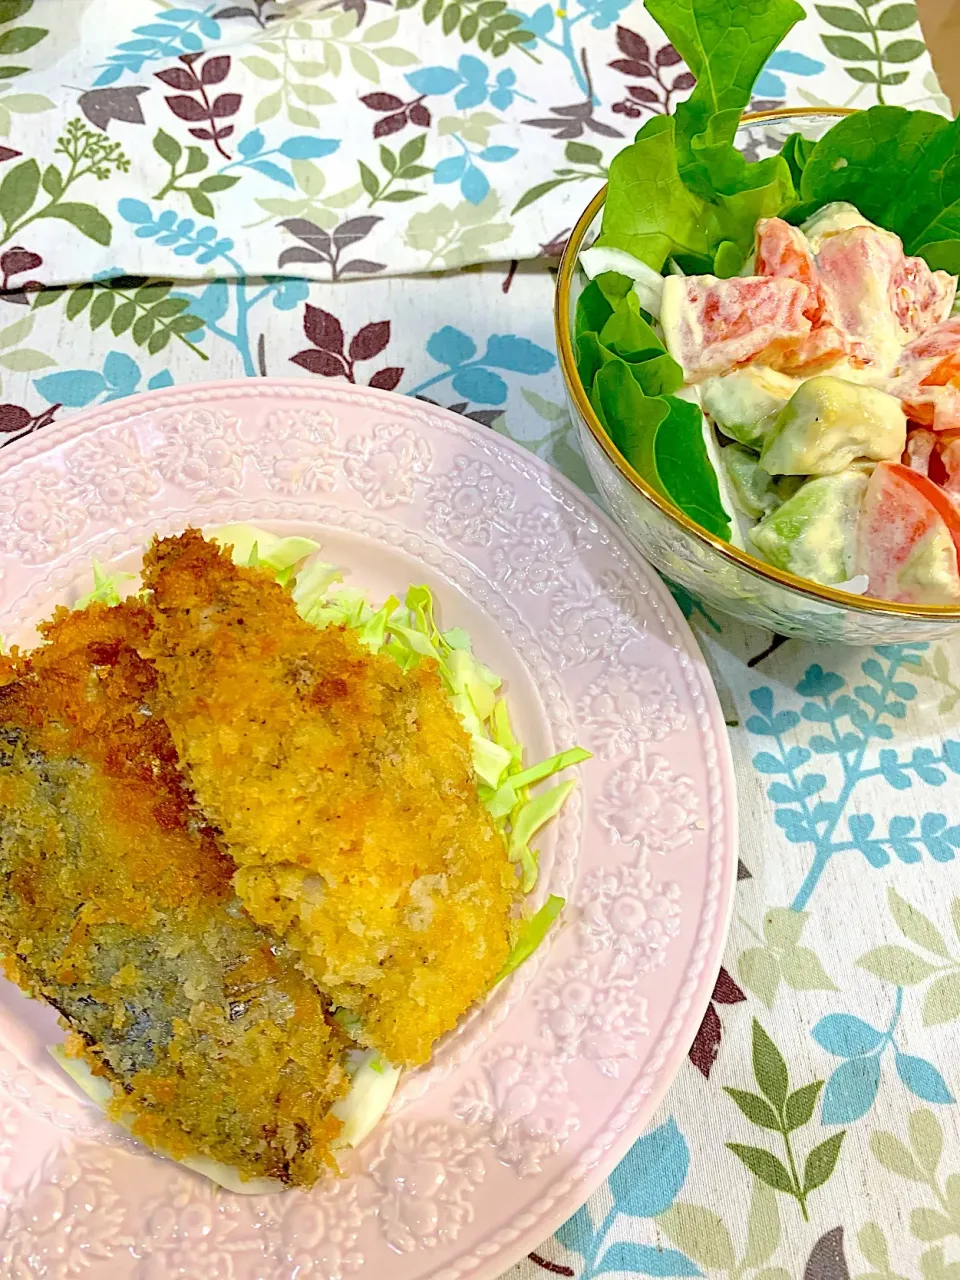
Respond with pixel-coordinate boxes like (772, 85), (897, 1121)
(816, 1), (925, 102)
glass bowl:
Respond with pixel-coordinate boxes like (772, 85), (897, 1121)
(555, 108), (960, 645)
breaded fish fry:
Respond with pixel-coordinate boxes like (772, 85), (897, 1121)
(0, 603), (350, 1187)
(140, 530), (518, 1066)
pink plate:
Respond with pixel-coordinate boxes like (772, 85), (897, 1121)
(0, 380), (737, 1279)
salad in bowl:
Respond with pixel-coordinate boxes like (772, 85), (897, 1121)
(561, 0), (960, 633)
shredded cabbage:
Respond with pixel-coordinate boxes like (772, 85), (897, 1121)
(494, 894), (565, 984)
(74, 559), (136, 609)
(330, 1050), (402, 1151)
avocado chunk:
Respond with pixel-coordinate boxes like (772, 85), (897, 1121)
(722, 443), (780, 518)
(896, 524), (960, 604)
(749, 469), (869, 585)
(701, 366), (798, 448)
(799, 201), (873, 253)
(759, 376), (906, 477)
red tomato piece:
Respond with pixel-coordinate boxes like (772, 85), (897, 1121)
(857, 461), (960, 604)
(889, 317), (960, 430)
(754, 218), (848, 373)
(895, 461), (960, 546)
(893, 254), (956, 341)
(897, 315), (960, 363)
(755, 218), (819, 294)
(662, 274), (811, 381)
(770, 324), (849, 376)
(816, 226), (907, 371)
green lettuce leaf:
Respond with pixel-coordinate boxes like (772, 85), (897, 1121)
(628, 350), (686, 397)
(494, 895), (565, 984)
(576, 288), (684, 404)
(780, 131), (814, 190)
(598, 0), (802, 269)
(598, 290), (663, 359)
(74, 560), (136, 609)
(712, 239), (744, 278)
(598, 114), (719, 270)
(710, 152), (798, 255)
(595, 269), (634, 307)
(796, 106), (960, 270)
(580, 0), (815, 551)
(574, 273), (632, 346)
(575, 281), (612, 356)
(576, 330), (617, 395)
(592, 359), (732, 538)
(647, 0), (804, 177)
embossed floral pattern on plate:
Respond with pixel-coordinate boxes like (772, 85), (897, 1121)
(0, 380), (736, 1280)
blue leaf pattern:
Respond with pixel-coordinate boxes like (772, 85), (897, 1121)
(895, 1053), (955, 1104)
(744, 647), (952, 908)
(412, 326), (555, 405)
(608, 1117), (689, 1218)
(813, 1014), (886, 1058)
(93, 5), (219, 85)
(821, 1054), (883, 1124)
(596, 1242), (702, 1277)
(554, 1119), (700, 1279)
(34, 350), (171, 407)
(407, 56), (531, 109)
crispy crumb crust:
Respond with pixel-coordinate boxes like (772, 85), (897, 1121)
(140, 530), (519, 1066)
(0, 602), (350, 1187)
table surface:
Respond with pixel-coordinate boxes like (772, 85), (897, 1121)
(0, 3), (956, 1278)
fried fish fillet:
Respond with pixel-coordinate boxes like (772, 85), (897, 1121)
(139, 530), (518, 1066)
(0, 603), (350, 1187)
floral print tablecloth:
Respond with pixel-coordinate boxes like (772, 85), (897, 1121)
(0, 1), (957, 1277)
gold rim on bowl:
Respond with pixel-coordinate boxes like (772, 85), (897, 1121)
(554, 107), (960, 621)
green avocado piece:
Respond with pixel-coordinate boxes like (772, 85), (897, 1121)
(701, 366), (797, 448)
(896, 524), (960, 603)
(749, 469), (869, 584)
(759, 375), (906, 477)
(722, 443), (780, 518)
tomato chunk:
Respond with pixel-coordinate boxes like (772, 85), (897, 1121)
(660, 273), (811, 381)
(889, 317), (960, 431)
(816, 226), (908, 373)
(856, 461), (960, 604)
(755, 218), (819, 294)
(896, 315), (960, 363)
(893, 253), (955, 341)
(754, 218), (848, 374)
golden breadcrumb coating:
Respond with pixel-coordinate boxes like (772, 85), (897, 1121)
(140, 530), (518, 1066)
(0, 603), (350, 1187)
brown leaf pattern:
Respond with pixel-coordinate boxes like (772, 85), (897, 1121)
(609, 28), (695, 120)
(361, 91), (431, 139)
(291, 303), (402, 389)
(156, 54), (241, 159)
(689, 966), (747, 1078)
